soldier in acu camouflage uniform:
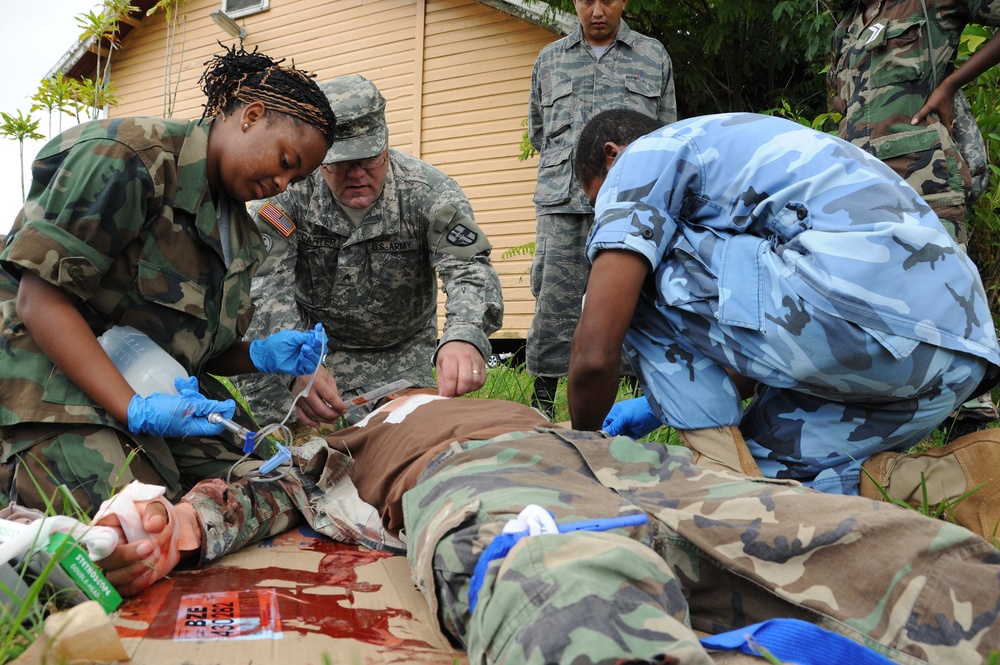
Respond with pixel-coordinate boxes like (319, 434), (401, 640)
(101, 393), (1000, 663)
(526, 0), (676, 415)
(572, 110), (1000, 538)
(0, 46), (339, 514)
(234, 75), (503, 427)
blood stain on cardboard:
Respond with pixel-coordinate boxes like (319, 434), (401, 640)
(117, 532), (434, 650)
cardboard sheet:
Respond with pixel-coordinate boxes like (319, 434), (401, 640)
(112, 525), (467, 664)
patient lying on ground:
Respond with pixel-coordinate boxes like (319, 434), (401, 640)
(96, 392), (1000, 664)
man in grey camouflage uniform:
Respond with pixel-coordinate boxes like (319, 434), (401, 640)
(101, 393), (1000, 663)
(235, 75), (503, 426)
(526, 0), (676, 415)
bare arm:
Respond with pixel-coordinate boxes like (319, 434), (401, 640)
(203, 341), (257, 376)
(16, 272), (134, 423)
(568, 250), (650, 430)
(912, 31), (1000, 126)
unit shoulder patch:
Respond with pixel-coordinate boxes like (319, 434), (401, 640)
(446, 224), (478, 247)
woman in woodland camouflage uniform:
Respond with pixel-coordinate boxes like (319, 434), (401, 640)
(0, 45), (341, 514)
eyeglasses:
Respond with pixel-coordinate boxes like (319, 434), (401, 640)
(321, 154), (388, 173)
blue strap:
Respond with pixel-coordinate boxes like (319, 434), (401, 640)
(699, 618), (897, 665)
(467, 513), (649, 614)
(468, 531), (521, 614)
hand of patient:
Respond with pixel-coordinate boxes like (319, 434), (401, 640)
(92, 481), (202, 597)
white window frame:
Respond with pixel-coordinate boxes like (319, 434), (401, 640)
(222, 0), (269, 20)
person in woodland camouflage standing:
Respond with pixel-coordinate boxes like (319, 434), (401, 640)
(526, 0), (676, 416)
(99, 392), (1000, 664)
(829, 0), (1000, 432)
(0, 46), (339, 514)
(235, 75), (503, 427)
(829, 0), (1000, 246)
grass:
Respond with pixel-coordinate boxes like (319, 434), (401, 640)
(0, 452), (141, 665)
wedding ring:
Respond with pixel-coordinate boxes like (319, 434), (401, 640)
(472, 369), (481, 375)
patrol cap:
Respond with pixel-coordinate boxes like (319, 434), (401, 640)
(319, 75), (388, 163)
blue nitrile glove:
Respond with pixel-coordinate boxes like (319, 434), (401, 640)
(602, 396), (662, 439)
(249, 322), (327, 375)
(127, 376), (236, 437)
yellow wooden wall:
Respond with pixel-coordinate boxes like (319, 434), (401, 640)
(104, 0), (557, 344)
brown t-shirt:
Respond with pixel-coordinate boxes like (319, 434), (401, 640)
(322, 392), (550, 534)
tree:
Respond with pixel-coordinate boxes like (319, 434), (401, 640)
(0, 111), (45, 203)
(76, 0), (136, 119)
(30, 73), (77, 136)
(146, 0), (190, 117)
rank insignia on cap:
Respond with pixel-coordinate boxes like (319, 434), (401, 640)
(447, 224), (478, 247)
(259, 202), (296, 237)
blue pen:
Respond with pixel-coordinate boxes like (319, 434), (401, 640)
(556, 513), (648, 533)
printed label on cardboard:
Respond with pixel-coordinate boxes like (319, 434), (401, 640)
(173, 588), (282, 641)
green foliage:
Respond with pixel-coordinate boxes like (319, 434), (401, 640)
(762, 100), (842, 134)
(30, 73), (77, 137)
(525, 0), (838, 117)
(959, 25), (1000, 325)
(0, 111), (45, 203)
(519, 116), (536, 161)
(76, 0), (135, 119)
(501, 242), (536, 260)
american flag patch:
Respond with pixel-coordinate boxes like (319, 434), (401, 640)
(259, 202), (296, 237)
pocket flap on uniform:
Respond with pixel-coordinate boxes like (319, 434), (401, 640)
(717, 235), (768, 332)
(624, 74), (659, 99)
(137, 260), (208, 319)
(872, 125), (941, 161)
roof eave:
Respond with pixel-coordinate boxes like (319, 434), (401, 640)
(476, 0), (576, 35)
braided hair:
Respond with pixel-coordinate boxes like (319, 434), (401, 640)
(199, 44), (337, 145)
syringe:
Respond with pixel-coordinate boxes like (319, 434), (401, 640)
(345, 379), (413, 414)
(207, 413), (257, 453)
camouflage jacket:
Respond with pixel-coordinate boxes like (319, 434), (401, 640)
(588, 113), (1000, 370)
(184, 395), (550, 564)
(528, 20), (676, 214)
(243, 148), (503, 394)
(829, 0), (1000, 213)
(0, 117), (265, 428)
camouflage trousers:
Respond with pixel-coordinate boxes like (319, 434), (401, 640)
(625, 270), (989, 495)
(526, 212), (592, 377)
(404, 429), (1000, 665)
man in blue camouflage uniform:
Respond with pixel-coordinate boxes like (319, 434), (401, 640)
(102, 393), (1000, 663)
(236, 75), (503, 427)
(829, 0), (1000, 433)
(526, 0), (676, 415)
(571, 111), (1000, 534)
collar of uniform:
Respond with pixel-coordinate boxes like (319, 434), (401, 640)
(566, 18), (635, 49)
(173, 118), (214, 216)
